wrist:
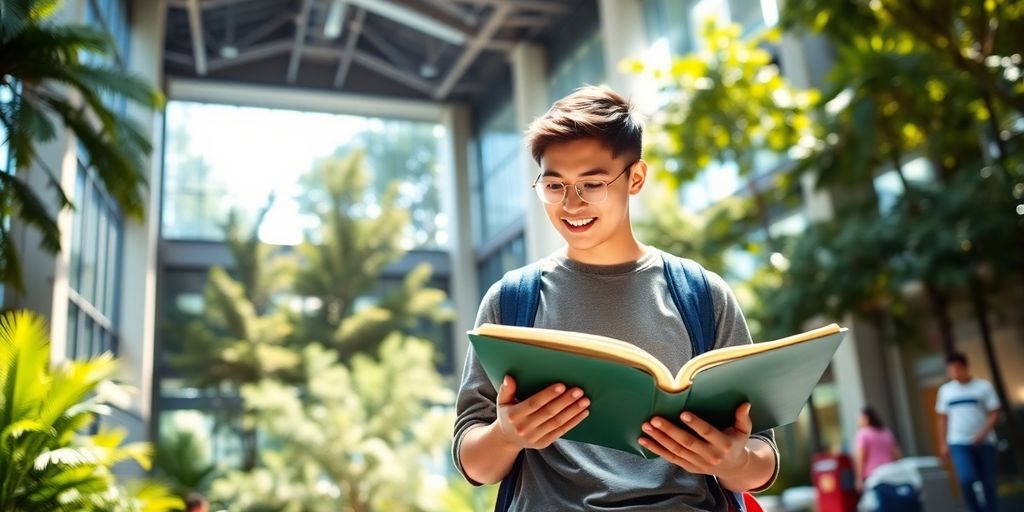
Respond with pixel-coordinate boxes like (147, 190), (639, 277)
(718, 446), (752, 479)
(488, 419), (525, 453)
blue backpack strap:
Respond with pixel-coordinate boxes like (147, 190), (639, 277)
(494, 263), (543, 512)
(661, 253), (716, 355)
(498, 263), (543, 328)
(662, 253), (748, 512)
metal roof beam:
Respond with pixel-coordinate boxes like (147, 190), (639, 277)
(186, 0), (208, 75)
(434, 3), (511, 99)
(286, 0), (314, 84)
(333, 8), (366, 88)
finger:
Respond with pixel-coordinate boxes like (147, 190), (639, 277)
(732, 402), (753, 436)
(638, 436), (703, 473)
(680, 411), (731, 447)
(536, 407), (590, 446)
(496, 375), (517, 406)
(638, 417), (712, 462)
(532, 394), (590, 439)
(521, 387), (586, 432)
(508, 382), (567, 420)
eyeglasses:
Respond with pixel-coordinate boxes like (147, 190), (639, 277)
(531, 162), (636, 205)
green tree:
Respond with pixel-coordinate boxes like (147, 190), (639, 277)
(337, 121), (445, 248)
(0, 0), (163, 290)
(170, 208), (299, 470)
(626, 20), (819, 250)
(291, 150), (451, 361)
(209, 337), (467, 512)
(0, 310), (180, 511)
(781, 0), (1024, 471)
(152, 421), (217, 500)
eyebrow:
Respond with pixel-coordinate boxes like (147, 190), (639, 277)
(540, 167), (611, 178)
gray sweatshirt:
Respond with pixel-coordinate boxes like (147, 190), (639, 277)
(454, 247), (779, 511)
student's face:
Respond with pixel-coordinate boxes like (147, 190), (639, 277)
(946, 361), (969, 381)
(536, 139), (647, 258)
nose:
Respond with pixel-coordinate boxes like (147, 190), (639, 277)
(561, 185), (587, 214)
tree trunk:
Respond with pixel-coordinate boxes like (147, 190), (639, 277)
(242, 427), (258, 471)
(968, 275), (1024, 476)
(924, 282), (957, 355)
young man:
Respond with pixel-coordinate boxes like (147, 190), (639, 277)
(453, 86), (778, 511)
(936, 352), (1001, 512)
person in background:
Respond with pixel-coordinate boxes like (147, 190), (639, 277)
(853, 406), (902, 491)
(936, 352), (1001, 512)
(185, 492), (209, 512)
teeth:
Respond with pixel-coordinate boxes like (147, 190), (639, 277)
(565, 218), (595, 227)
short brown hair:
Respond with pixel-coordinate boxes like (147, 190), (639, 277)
(524, 85), (643, 165)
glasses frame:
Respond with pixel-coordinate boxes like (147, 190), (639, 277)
(531, 161), (637, 205)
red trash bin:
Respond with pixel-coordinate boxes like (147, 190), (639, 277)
(811, 452), (858, 512)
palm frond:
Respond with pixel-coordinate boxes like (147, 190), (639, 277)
(27, 0), (61, 21)
(0, 310), (51, 431)
(39, 354), (117, 428)
(0, 418), (53, 444)
(0, 171), (62, 251)
(0, 224), (23, 291)
(3, 24), (109, 63)
(0, 0), (32, 41)
(34, 446), (105, 471)
(37, 93), (146, 217)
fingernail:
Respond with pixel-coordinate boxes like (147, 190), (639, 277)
(651, 419), (661, 428)
(579, 399), (591, 408)
(571, 389), (583, 398)
(503, 376), (510, 386)
(638, 438), (647, 445)
(554, 384), (565, 393)
(681, 413), (693, 422)
(642, 423), (652, 432)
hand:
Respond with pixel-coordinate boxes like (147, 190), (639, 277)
(495, 375), (590, 450)
(639, 403), (753, 477)
(972, 432), (988, 445)
(939, 443), (949, 458)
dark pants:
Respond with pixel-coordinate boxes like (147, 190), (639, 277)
(949, 443), (998, 512)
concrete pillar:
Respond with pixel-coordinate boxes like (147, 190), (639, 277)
(441, 104), (479, 373)
(510, 42), (561, 261)
(597, 0), (658, 115)
(117, 0), (167, 447)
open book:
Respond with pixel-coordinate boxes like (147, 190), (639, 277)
(468, 323), (847, 458)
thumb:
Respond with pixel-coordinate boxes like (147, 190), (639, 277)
(734, 402), (753, 436)
(497, 375), (517, 406)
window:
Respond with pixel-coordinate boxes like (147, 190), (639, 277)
(85, 0), (132, 114)
(161, 102), (448, 249)
(643, 0), (779, 56)
(67, 162), (122, 359)
(473, 101), (525, 244)
(548, 22), (602, 99)
(476, 235), (526, 298)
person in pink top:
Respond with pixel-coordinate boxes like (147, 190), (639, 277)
(854, 406), (902, 491)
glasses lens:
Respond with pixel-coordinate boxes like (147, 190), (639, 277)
(536, 181), (565, 204)
(578, 181), (608, 203)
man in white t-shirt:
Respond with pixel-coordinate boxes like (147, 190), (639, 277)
(935, 352), (1001, 512)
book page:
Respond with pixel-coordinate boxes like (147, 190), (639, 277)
(473, 324), (678, 390)
(673, 324), (844, 388)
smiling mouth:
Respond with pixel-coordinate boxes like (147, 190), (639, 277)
(562, 217), (596, 232)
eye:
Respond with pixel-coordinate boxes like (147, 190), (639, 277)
(542, 182), (565, 191)
(581, 181), (604, 190)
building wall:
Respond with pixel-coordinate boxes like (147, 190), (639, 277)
(1, 0), (167, 475)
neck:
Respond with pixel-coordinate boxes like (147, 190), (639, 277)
(565, 231), (646, 265)
(956, 376), (972, 384)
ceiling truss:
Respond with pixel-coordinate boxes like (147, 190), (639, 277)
(166, 0), (575, 100)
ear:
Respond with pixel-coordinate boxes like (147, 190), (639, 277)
(628, 160), (649, 195)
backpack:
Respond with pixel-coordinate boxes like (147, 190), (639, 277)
(493, 252), (755, 512)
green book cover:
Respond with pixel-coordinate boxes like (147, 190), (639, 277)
(468, 324), (846, 459)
